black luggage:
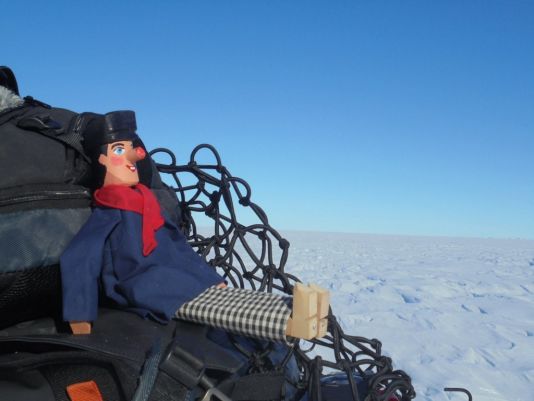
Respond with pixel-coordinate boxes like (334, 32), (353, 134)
(0, 91), (92, 326)
(0, 308), (300, 401)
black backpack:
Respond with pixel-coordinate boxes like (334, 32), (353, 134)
(0, 307), (300, 401)
(0, 93), (92, 326)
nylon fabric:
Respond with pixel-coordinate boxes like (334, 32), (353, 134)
(0, 104), (87, 189)
(0, 371), (55, 401)
(0, 208), (91, 273)
(230, 373), (286, 400)
(0, 265), (61, 328)
(0, 309), (299, 401)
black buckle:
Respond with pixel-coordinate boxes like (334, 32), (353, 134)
(160, 344), (205, 389)
(160, 343), (233, 400)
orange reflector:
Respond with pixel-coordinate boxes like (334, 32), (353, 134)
(66, 380), (104, 401)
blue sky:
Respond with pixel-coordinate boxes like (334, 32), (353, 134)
(3, 1), (533, 239)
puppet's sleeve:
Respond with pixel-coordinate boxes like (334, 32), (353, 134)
(60, 209), (119, 322)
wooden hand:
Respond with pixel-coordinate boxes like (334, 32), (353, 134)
(70, 321), (92, 335)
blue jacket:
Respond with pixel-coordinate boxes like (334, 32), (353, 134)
(61, 207), (223, 323)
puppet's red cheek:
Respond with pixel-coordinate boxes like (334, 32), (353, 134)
(110, 156), (124, 166)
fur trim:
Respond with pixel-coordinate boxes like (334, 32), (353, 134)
(0, 86), (24, 113)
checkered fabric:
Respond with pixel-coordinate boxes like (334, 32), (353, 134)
(176, 286), (292, 343)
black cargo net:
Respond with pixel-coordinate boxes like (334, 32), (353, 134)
(150, 144), (416, 401)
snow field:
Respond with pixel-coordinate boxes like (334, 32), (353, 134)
(282, 232), (534, 401)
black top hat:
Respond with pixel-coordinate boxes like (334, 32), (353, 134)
(83, 110), (140, 156)
(0, 66), (20, 95)
(103, 110), (139, 143)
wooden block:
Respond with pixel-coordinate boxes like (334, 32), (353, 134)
(287, 316), (317, 340)
(308, 284), (330, 318)
(292, 282), (317, 319)
(316, 318), (328, 338)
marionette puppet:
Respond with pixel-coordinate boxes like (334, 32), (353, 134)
(60, 110), (329, 343)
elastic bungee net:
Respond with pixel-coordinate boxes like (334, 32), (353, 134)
(151, 144), (417, 401)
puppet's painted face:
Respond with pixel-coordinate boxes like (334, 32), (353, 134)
(98, 140), (146, 187)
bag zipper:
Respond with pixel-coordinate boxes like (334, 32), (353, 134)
(0, 188), (91, 207)
(0, 335), (141, 363)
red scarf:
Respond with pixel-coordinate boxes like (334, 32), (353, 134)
(94, 184), (164, 256)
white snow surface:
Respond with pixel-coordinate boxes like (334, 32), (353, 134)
(279, 231), (534, 401)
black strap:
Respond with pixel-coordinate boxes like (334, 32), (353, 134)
(132, 340), (165, 401)
(0, 97), (50, 126)
(1, 98), (89, 163)
(16, 112), (88, 162)
(22, 96), (51, 109)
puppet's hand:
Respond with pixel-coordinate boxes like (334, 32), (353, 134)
(70, 321), (92, 335)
